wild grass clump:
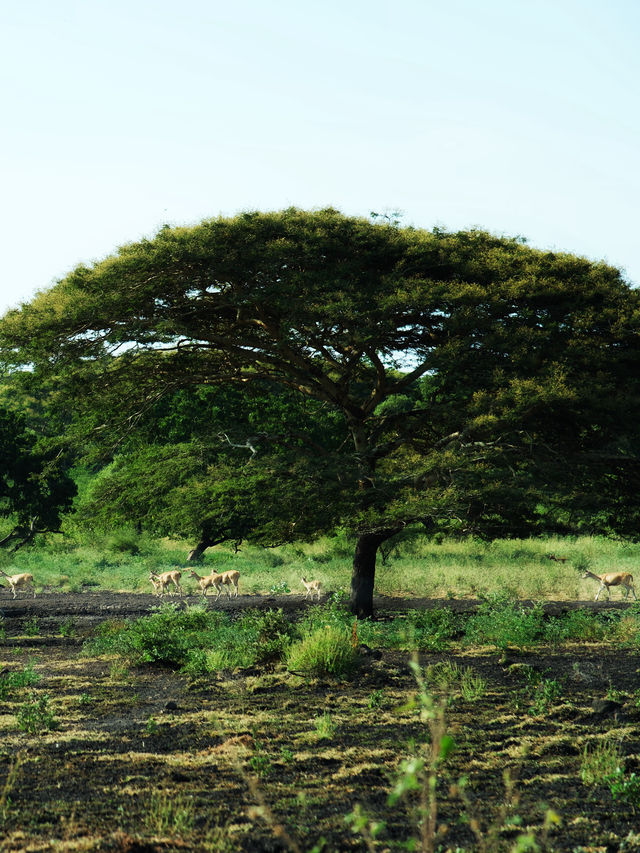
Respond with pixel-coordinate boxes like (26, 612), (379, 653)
(286, 624), (359, 677)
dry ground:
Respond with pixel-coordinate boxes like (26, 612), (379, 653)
(0, 593), (639, 852)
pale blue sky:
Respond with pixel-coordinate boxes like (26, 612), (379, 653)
(2, 0), (639, 314)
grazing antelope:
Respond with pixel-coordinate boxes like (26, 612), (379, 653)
(0, 570), (35, 599)
(188, 569), (222, 598)
(301, 577), (321, 601)
(148, 570), (183, 597)
(547, 554), (568, 563)
(582, 570), (637, 601)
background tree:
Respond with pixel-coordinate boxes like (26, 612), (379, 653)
(0, 407), (76, 551)
(2, 209), (639, 615)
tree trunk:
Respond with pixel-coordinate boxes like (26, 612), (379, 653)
(350, 530), (396, 618)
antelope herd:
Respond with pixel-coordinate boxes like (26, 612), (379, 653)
(2, 560), (637, 604)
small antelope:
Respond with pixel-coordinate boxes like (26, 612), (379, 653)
(148, 570), (183, 597)
(217, 569), (240, 598)
(582, 569), (637, 601)
(547, 554), (568, 563)
(188, 569), (222, 598)
(301, 577), (321, 601)
(0, 570), (35, 599)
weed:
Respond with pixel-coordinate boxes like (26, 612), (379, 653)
(77, 692), (92, 706)
(607, 769), (640, 810)
(386, 657), (454, 853)
(144, 790), (195, 835)
(269, 580), (291, 594)
(313, 713), (336, 740)
(23, 617), (40, 637)
(145, 716), (158, 735)
(0, 663), (40, 700)
(58, 619), (76, 638)
(367, 689), (384, 709)
(279, 747), (294, 764)
(16, 692), (57, 734)
(344, 803), (385, 853)
(528, 678), (562, 716)
(580, 739), (622, 786)
(249, 744), (273, 777)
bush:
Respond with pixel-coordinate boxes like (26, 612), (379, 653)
(464, 594), (545, 650)
(387, 609), (461, 651)
(286, 624), (359, 677)
(88, 604), (216, 667)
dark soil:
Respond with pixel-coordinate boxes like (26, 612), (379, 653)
(1, 592), (639, 852)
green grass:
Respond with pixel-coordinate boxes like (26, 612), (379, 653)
(4, 530), (640, 601)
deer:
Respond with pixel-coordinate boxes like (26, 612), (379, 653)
(301, 577), (321, 601)
(581, 569), (637, 601)
(0, 570), (35, 599)
(148, 570), (183, 597)
(188, 569), (223, 598)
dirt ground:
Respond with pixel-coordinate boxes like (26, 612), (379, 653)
(0, 592), (639, 852)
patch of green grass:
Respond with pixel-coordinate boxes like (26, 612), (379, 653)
(580, 738), (623, 786)
(144, 790), (195, 836)
(285, 625), (359, 678)
(313, 713), (337, 740)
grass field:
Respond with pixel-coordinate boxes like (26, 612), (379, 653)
(2, 531), (639, 601)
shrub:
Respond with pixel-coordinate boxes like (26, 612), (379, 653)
(387, 608), (461, 651)
(286, 624), (359, 677)
(16, 693), (57, 734)
(464, 594), (545, 650)
(0, 664), (40, 700)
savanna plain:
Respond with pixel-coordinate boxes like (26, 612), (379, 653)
(1, 535), (640, 852)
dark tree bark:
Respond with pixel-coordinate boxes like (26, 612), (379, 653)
(350, 530), (398, 617)
(186, 535), (227, 562)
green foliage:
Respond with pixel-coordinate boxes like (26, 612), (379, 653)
(88, 605), (299, 673)
(16, 692), (57, 734)
(0, 406), (76, 550)
(313, 713), (337, 740)
(0, 663), (39, 700)
(285, 624), (359, 678)
(607, 769), (640, 809)
(580, 739), (623, 786)
(464, 594), (546, 650)
(387, 608), (461, 651)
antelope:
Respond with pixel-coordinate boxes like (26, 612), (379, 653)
(188, 569), (222, 598)
(582, 570), (637, 601)
(547, 554), (568, 563)
(301, 577), (321, 601)
(0, 570), (35, 599)
(216, 569), (240, 599)
(148, 570), (183, 597)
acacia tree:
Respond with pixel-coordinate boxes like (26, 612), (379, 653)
(0, 407), (76, 550)
(2, 209), (639, 615)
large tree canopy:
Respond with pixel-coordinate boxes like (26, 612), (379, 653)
(2, 208), (640, 614)
(0, 407), (76, 551)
